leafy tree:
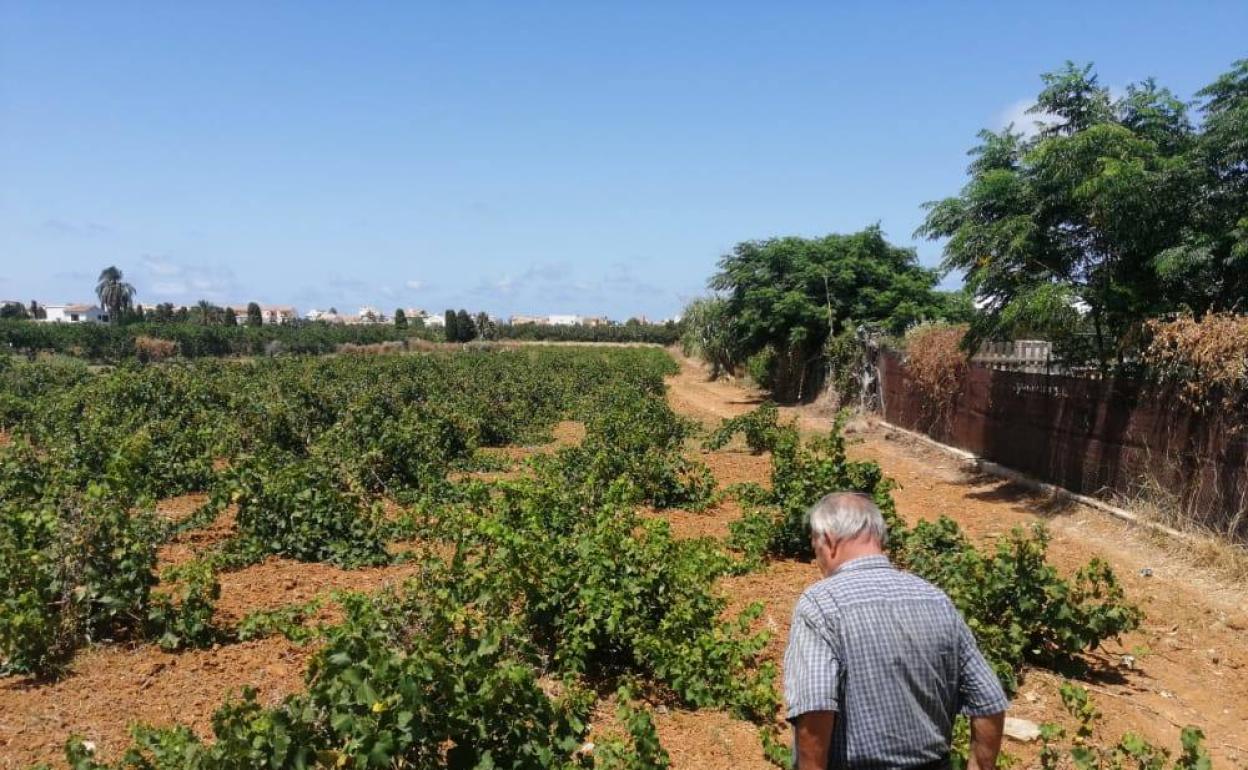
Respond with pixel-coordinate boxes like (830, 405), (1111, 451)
(920, 60), (1248, 366)
(707, 227), (946, 399)
(246, 302), (263, 327)
(680, 297), (741, 379)
(0, 302), (28, 320)
(933, 289), (975, 324)
(444, 309), (459, 342)
(474, 311), (496, 340)
(95, 266), (136, 323)
(223, 307), (238, 326)
(456, 309), (477, 342)
(194, 300), (221, 326)
(29, 300), (45, 320)
(1165, 58), (1248, 315)
(394, 308), (408, 328)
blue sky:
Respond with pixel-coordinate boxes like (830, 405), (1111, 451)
(2, 2), (1245, 319)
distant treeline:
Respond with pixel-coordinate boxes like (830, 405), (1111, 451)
(496, 321), (679, 345)
(0, 319), (681, 361)
(0, 321), (432, 361)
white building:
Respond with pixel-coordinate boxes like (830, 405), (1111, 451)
(43, 303), (108, 323)
(305, 309), (346, 324)
(547, 314), (581, 326)
(228, 305), (298, 325)
(352, 306), (386, 324)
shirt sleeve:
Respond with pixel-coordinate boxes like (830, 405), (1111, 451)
(956, 618), (1010, 717)
(784, 593), (841, 721)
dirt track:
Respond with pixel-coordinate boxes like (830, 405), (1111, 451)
(660, 351), (1248, 769)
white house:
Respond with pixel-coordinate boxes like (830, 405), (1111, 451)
(263, 305), (298, 324)
(509, 314), (546, 325)
(351, 306), (386, 324)
(43, 303), (108, 323)
(547, 314), (581, 326)
(305, 308), (346, 324)
(227, 305), (298, 325)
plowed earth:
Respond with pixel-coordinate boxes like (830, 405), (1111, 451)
(3, 354), (1246, 769)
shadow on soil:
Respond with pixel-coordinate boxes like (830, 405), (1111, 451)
(960, 474), (1081, 520)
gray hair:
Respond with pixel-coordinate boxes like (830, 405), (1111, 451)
(807, 492), (889, 547)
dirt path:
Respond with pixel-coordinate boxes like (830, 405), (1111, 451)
(661, 351), (1248, 769)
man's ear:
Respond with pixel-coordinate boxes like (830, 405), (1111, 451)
(820, 533), (838, 559)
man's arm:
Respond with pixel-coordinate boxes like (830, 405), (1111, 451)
(968, 712), (1004, 770)
(954, 615), (1010, 770)
(783, 594), (841, 770)
(794, 711), (836, 770)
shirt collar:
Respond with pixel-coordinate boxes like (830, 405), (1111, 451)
(833, 554), (892, 575)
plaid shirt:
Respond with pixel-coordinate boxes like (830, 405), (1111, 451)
(784, 555), (1008, 769)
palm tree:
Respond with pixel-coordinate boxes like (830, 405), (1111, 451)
(95, 266), (136, 323)
(195, 299), (218, 325)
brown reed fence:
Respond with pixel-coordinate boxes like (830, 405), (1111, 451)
(879, 351), (1248, 542)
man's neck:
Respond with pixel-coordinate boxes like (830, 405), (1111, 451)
(837, 543), (884, 564)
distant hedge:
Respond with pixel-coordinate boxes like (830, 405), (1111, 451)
(496, 322), (680, 345)
(0, 319), (682, 362)
(0, 320), (433, 362)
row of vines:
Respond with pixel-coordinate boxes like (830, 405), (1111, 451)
(0, 349), (1208, 768)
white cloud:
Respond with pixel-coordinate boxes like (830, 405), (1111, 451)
(405, 279), (424, 290)
(995, 98), (1058, 138)
(141, 255), (181, 276)
(137, 255), (239, 303)
(996, 82), (1123, 139)
(466, 260), (672, 316)
(152, 281), (188, 296)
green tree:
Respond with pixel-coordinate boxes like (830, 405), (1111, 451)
(95, 266), (136, 324)
(1162, 59), (1248, 315)
(223, 307), (238, 326)
(246, 302), (263, 327)
(0, 301), (28, 320)
(456, 309), (477, 342)
(919, 61), (1204, 365)
(394, 308), (407, 328)
(474, 311), (496, 340)
(679, 297), (741, 380)
(194, 300), (220, 325)
(444, 309), (459, 342)
(708, 227), (945, 400)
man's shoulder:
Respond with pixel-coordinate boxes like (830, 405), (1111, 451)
(803, 561), (957, 609)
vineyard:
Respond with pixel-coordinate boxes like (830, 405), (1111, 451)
(0, 348), (1237, 768)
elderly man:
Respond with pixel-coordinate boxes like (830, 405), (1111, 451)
(784, 492), (1008, 770)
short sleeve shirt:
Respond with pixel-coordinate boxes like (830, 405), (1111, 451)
(783, 555), (1008, 768)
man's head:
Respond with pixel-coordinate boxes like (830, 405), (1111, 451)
(808, 491), (888, 576)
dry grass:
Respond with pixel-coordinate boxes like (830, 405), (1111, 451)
(1113, 475), (1248, 586)
(134, 335), (178, 362)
